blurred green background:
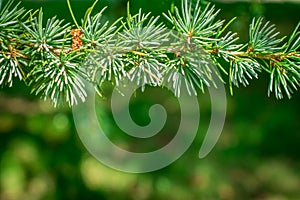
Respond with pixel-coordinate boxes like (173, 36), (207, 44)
(1, 0), (300, 199)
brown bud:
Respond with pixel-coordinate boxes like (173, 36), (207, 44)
(70, 29), (83, 50)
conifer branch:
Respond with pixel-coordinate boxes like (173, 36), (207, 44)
(0, 0), (299, 106)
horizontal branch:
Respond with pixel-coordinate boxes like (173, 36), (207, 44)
(0, 0), (299, 106)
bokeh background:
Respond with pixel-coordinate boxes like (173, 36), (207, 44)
(1, 0), (300, 199)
